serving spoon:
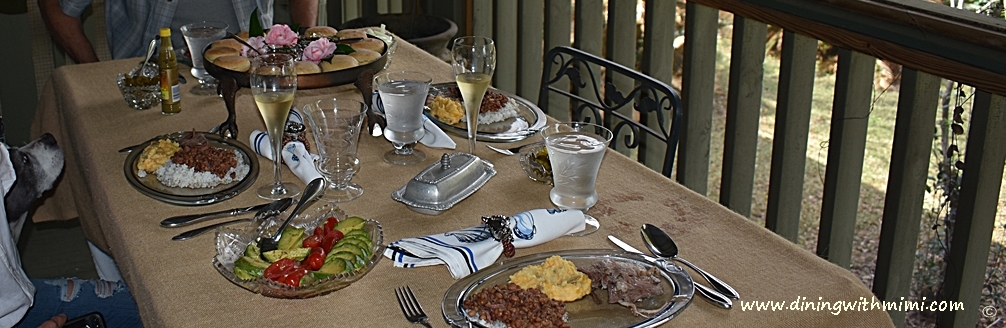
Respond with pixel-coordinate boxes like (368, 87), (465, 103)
(256, 178), (326, 260)
(641, 224), (740, 300)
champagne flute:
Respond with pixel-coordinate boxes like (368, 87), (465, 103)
(250, 53), (301, 200)
(450, 36), (496, 154)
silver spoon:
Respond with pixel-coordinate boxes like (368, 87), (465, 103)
(641, 224), (740, 300)
(256, 178), (326, 261)
(132, 39), (157, 78)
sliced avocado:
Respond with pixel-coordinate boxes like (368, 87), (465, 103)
(338, 237), (372, 251)
(233, 256), (269, 280)
(317, 258), (348, 275)
(331, 243), (367, 259)
(277, 227), (306, 251)
(244, 243), (262, 258)
(333, 217), (365, 233)
(344, 230), (369, 238)
(327, 251), (365, 270)
(262, 247), (310, 262)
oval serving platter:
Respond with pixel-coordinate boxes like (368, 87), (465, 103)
(122, 131), (259, 206)
(442, 249), (695, 328)
(204, 37), (388, 89)
(423, 82), (547, 142)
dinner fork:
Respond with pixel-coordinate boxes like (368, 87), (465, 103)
(395, 286), (432, 328)
(485, 141), (543, 156)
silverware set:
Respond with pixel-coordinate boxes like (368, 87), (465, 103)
(164, 197), (292, 240)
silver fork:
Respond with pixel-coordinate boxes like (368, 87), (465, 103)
(485, 141), (543, 156)
(395, 286), (432, 328)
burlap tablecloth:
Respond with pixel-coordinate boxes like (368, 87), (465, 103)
(29, 39), (894, 327)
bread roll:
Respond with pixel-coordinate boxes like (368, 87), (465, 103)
(351, 38), (385, 54)
(295, 61), (322, 75)
(204, 46), (240, 63)
(305, 26), (338, 38)
(211, 39), (243, 52)
(321, 55), (359, 72)
(214, 55), (251, 72)
(236, 30), (250, 40)
(349, 49), (381, 65)
(336, 29), (367, 40)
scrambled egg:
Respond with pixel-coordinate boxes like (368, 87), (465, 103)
(428, 96), (464, 125)
(136, 139), (180, 172)
(509, 255), (592, 302)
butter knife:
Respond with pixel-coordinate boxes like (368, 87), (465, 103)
(160, 198), (290, 227)
(608, 235), (733, 309)
(171, 198), (293, 240)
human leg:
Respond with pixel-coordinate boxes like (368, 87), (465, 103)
(18, 278), (141, 327)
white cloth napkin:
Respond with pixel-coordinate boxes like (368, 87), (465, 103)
(373, 91), (456, 149)
(383, 209), (586, 279)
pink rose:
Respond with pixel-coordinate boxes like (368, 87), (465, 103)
(302, 38), (336, 64)
(264, 24), (298, 47)
(241, 36), (268, 57)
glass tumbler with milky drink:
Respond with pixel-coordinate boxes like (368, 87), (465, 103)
(374, 71), (432, 165)
(251, 53), (301, 200)
(181, 21), (228, 95)
(541, 122), (613, 236)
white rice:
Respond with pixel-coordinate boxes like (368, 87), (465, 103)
(460, 97), (520, 125)
(148, 149), (250, 188)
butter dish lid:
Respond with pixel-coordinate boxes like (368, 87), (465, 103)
(391, 153), (496, 215)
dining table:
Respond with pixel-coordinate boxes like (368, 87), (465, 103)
(29, 37), (895, 327)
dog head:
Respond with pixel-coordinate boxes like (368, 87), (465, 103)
(5, 133), (65, 222)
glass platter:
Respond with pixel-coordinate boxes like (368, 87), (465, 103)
(213, 201), (384, 299)
(442, 249), (694, 327)
(122, 131), (259, 206)
(421, 82), (547, 142)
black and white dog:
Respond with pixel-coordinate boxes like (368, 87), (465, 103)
(5, 133), (64, 243)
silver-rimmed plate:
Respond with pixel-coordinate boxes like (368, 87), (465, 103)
(442, 249), (694, 327)
(424, 82), (546, 142)
(122, 131), (259, 206)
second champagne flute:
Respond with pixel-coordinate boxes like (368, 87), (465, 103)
(451, 36), (496, 155)
(250, 53), (301, 200)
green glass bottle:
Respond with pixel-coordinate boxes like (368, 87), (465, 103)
(159, 28), (181, 114)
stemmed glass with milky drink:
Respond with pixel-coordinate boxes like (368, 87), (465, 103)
(450, 36), (496, 154)
(181, 21), (228, 95)
(250, 53), (301, 200)
(541, 122), (613, 236)
(375, 71), (432, 165)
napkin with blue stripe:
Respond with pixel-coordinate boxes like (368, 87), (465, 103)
(383, 209), (586, 279)
(249, 107), (323, 184)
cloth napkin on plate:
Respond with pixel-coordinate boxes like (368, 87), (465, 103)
(372, 91), (456, 149)
(383, 209), (586, 279)
(249, 107), (323, 184)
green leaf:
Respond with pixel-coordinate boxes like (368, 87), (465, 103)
(250, 8), (264, 37)
(335, 43), (356, 55)
(290, 23), (301, 34)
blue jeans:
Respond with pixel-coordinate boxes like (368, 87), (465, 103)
(17, 278), (141, 327)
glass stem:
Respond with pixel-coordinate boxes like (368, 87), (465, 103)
(271, 135), (284, 192)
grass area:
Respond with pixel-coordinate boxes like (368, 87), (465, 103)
(695, 16), (1006, 327)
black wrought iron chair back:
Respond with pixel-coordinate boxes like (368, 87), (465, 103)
(537, 46), (683, 178)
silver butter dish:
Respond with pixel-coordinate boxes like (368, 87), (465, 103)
(392, 153), (496, 215)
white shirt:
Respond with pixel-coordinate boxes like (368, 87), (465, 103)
(0, 145), (34, 327)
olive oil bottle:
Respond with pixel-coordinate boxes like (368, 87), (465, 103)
(158, 28), (181, 114)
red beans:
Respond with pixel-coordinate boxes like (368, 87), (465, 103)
(463, 283), (569, 328)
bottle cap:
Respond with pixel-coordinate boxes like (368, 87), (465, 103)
(160, 28), (171, 37)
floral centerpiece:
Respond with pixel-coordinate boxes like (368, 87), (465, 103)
(241, 19), (355, 66)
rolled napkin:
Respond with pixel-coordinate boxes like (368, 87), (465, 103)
(383, 209), (586, 279)
(249, 130), (323, 184)
(373, 91), (456, 149)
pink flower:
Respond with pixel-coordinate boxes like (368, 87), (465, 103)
(241, 36), (268, 57)
(301, 38), (336, 64)
(264, 24), (298, 47)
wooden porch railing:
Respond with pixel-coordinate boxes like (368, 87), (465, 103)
(326, 0), (1005, 327)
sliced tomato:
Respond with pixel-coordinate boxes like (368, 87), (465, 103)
(302, 234), (323, 249)
(264, 258), (297, 280)
(303, 247), (325, 271)
(314, 226), (326, 237)
(324, 217), (339, 231)
(328, 229), (344, 244)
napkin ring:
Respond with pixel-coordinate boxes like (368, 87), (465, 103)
(282, 122), (310, 152)
(483, 215), (515, 258)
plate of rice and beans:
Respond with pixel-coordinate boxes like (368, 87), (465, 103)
(425, 82), (547, 142)
(123, 131), (259, 205)
(442, 249), (694, 328)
